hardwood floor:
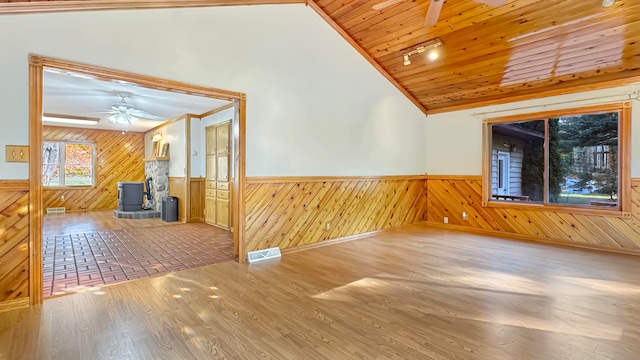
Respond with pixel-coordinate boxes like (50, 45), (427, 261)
(2, 224), (639, 359)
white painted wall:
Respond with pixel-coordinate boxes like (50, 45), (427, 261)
(0, 5), (426, 180)
(426, 84), (640, 177)
(198, 107), (236, 179)
(144, 118), (186, 177)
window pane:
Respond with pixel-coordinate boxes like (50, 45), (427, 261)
(491, 120), (545, 202)
(66, 144), (92, 166)
(550, 113), (618, 207)
(42, 142), (60, 187)
(64, 166), (92, 186)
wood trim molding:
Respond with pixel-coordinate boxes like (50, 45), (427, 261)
(145, 114), (186, 134)
(29, 55), (247, 304)
(0, 0), (304, 15)
(29, 58), (43, 305)
(426, 75), (640, 115)
(0, 298), (30, 314)
(234, 97), (246, 262)
(246, 175), (429, 184)
(426, 175), (482, 181)
(198, 103), (235, 119)
(425, 222), (640, 257)
(281, 229), (387, 255)
(0, 180), (29, 190)
(306, 0), (428, 115)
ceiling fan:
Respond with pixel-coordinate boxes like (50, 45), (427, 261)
(87, 93), (164, 133)
(372, 0), (508, 26)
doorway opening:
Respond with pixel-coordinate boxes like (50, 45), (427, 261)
(29, 56), (246, 303)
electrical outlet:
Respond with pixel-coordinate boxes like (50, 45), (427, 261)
(462, 212), (467, 220)
(325, 222), (331, 230)
(444, 217), (448, 224)
(60, 195), (65, 201)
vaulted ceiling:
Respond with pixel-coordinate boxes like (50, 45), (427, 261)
(314, 0), (640, 113)
(2, 0), (639, 115)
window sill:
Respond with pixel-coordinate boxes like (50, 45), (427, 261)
(483, 200), (630, 219)
(43, 186), (95, 190)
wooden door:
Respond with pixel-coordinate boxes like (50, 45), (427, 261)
(216, 122), (230, 154)
(206, 126), (216, 154)
(205, 197), (216, 225)
(216, 199), (229, 229)
(217, 154), (229, 182)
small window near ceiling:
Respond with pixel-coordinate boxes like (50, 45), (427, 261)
(42, 142), (94, 187)
(483, 102), (630, 215)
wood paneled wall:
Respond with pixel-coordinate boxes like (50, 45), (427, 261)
(0, 184), (30, 304)
(427, 176), (640, 254)
(244, 176), (428, 253)
(42, 126), (145, 211)
(188, 177), (205, 223)
(169, 177), (186, 222)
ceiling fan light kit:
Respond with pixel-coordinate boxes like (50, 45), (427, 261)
(402, 38), (444, 66)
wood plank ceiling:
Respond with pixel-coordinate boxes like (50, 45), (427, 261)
(1, 0), (639, 113)
(313, 0), (640, 113)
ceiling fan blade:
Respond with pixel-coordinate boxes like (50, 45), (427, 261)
(424, 0), (444, 26)
(127, 109), (164, 120)
(475, 0), (508, 6)
(372, 0), (404, 11)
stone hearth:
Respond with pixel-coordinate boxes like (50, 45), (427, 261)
(113, 209), (161, 219)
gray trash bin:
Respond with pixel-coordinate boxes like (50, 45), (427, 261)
(161, 196), (178, 222)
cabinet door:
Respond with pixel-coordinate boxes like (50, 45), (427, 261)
(205, 197), (216, 225)
(206, 155), (216, 180)
(205, 126), (216, 155)
(216, 122), (230, 154)
(216, 155), (229, 182)
(216, 199), (229, 229)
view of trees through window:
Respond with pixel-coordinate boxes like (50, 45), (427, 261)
(489, 110), (620, 208)
(42, 142), (94, 187)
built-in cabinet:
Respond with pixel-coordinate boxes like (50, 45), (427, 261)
(204, 121), (232, 230)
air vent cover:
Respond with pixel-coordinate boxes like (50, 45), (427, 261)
(247, 247), (281, 263)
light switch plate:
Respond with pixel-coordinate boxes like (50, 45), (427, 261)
(5, 145), (29, 163)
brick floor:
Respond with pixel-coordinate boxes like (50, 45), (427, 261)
(43, 223), (233, 297)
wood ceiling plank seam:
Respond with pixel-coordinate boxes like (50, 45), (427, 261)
(382, 23), (640, 76)
(308, 0), (429, 114)
(363, 0), (634, 55)
(406, 51), (639, 93)
(414, 63), (640, 103)
(360, 0), (546, 52)
(330, 0), (386, 21)
(343, 1), (431, 33)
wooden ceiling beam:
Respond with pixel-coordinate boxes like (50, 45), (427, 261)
(307, 0), (429, 114)
(0, 0), (304, 15)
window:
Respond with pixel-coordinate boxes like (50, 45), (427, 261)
(42, 142), (95, 187)
(483, 103), (631, 214)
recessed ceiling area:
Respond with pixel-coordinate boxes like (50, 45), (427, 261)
(43, 68), (232, 132)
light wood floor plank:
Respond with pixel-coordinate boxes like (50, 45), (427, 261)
(2, 224), (640, 359)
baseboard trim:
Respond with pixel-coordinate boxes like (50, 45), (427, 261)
(0, 298), (29, 313)
(425, 222), (640, 257)
(281, 223), (420, 255)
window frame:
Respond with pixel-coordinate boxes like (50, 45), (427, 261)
(42, 141), (96, 188)
(482, 102), (631, 218)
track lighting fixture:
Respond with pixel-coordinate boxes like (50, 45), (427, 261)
(402, 38), (443, 66)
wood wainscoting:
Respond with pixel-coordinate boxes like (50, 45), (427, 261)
(244, 176), (428, 253)
(168, 177), (186, 222)
(426, 176), (640, 254)
(0, 181), (30, 307)
(189, 177), (205, 223)
(42, 126), (145, 211)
